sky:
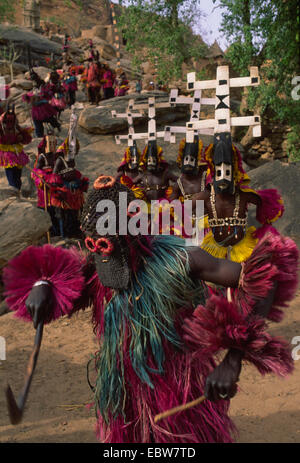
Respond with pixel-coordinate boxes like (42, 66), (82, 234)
(195, 0), (228, 51)
(113, 0), (228, 51)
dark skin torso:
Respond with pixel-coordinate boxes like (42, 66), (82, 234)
(169, 167), (207, 201)
(134, 168), (178, 201)
(53, 157), (77, 181)
(192, 187), (261, 246)
(37, 152), (57, 170)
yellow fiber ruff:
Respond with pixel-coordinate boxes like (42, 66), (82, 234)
(0, 143), (24, 153)
(201, 226), (258, 262)
(2, 164), (23, 169)
(0, 143), (25, 168)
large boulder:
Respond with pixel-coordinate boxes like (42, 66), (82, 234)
(81, 25), (114, 44)
(90, 38), (117, 61)
(0, 25), (63, 67)
(246, 160), (300, 238)
(79, 36), (117, 61)
(79, 92), (189, 135)
(10, 78), (33, 91)
(106, 58), (140, 80)
(0, 196), (52, 270)
(6, 86), (23, 101)
(0, 60), (28, 77)
(24, 66), (52, 81)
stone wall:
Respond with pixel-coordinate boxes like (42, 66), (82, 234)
(243, 122), (289, 168)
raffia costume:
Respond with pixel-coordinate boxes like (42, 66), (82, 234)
(31, 133), (60, 235)
(3, 179), (298, 443)
(0, 106), (33, 190)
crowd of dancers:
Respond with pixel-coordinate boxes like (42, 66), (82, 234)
(0, 43), (298, 445)
(0, 35), (132, 238)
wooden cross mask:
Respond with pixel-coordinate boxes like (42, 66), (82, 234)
(164, 88), (216, 143)
(186, 65), (261, 137)
(112, 99), (143, 146)
(113, 96), (171, 147)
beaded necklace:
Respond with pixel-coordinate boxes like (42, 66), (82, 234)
(177, 171), (207, 200)
(208, 185), (247, 238)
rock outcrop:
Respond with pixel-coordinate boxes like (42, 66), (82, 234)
(79, 92), (190, 135)
(241, 122), (290, 168)
(0, 24), (63, 67)
(247, 160), (300, 237)
(0, 195), (52, 271)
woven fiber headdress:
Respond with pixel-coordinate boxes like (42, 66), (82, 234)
(176, 137), (206, 169)
(139, 142), (168, 170)
(81, 176), (152, 289)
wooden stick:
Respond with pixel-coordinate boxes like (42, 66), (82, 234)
(43, 183), (51, 244)
(154, 395), (206, 423)
(6, 320), (44, 425)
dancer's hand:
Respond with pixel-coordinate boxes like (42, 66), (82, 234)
(26, 283), (53, 329)
(204, 349), (242, 402)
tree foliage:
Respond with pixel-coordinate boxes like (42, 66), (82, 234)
(0, 0), (16, 21)
(118, 0), (208, 83)
(63, 0), (85, 9)
(214, 0), (300, 127)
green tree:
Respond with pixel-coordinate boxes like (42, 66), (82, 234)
(63, 0), (84, 9)
(118, 0), (208, 83)
(0, 0), (16, 21)
(214, 0), (300, 128)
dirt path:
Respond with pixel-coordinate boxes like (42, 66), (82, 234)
(0, 287), (299, 444)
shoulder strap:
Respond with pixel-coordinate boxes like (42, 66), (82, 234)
(177, 177), (186, 197)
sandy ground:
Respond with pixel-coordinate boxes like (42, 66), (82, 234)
(0, 286), (299, 444)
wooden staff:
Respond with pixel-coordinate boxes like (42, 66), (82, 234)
(6, 320), (44, 425)
(43, 183), (51, 244)
(154, 395), (206, 423)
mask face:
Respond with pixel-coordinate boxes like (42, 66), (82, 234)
(146, 141), (158, 172)
(213, 132), (235, 194)
(81, 180), (138, 290)
(129, 155), (138, 170)
(66, 140), (77, 162)
(67, 110), (79, 160)
(147, 155), (158, 171)
(129, 145), (138, 170)
(91, 235), (130, 290)
(214, 163), (232, 191)
(45, 135), (57, 153)
(182, 154), (196, 172)
(181, 138), (199, 174)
